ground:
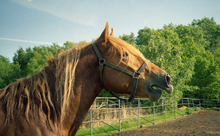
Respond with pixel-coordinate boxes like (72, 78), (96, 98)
(101, 110), (220, 136)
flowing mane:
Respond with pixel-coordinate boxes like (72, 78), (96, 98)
(0, 69), (57, 130)
(0, 44), (86, 130)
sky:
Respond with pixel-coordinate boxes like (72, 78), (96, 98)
(0, 0), (220, 62)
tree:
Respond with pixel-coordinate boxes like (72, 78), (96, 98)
(63, 41), (75, 49)
(191, 17), (220, 51)
(189, 51), (220, 99)
(26, 44), (62, 76)
(13, 47), (30, 77)
(136, 27), (196, 98)
(12, 41), (78, 77)
(119, 32), (136, 46)
(2, 17), (220, 100)
(138, 20), (220, 100)
(0, 55), (20, 89)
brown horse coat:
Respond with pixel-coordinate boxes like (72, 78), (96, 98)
(0, 22), (173, 136)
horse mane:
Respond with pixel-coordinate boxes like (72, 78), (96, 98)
(52, 45), (83, 122)
(0, 70), (57, 130)
(0, 43), (85, 131)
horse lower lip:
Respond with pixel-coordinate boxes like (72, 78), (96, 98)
(147, 85), (162, 102)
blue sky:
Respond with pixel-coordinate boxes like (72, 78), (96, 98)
(0, 0), (220, 62)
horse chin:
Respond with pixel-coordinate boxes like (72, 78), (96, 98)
(146, 85), (162, 102)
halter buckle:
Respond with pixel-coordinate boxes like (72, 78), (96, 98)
(133, 72), (140, 79)
(99, 59), (105, 65)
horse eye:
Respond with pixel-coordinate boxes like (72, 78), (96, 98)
(123, 52), (129, 57)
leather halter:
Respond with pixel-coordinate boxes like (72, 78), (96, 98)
(92, 43), (147, 102)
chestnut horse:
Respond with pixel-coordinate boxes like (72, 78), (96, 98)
(0, 23), (173, 136)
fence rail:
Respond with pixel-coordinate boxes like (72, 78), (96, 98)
(78, 97), (220, 136)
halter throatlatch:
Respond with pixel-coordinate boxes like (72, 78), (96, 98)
(92, 43), (147, 102)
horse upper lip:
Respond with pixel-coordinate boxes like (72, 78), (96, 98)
(162, 85), (173, 94)
(165, 85), (173, 94)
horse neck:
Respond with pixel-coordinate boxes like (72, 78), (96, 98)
(60, 44), (103, 135)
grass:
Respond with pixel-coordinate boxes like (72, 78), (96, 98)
(76, 107), (201, 136)
(76, 107), (220, 136)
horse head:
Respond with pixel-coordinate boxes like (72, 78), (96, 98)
(94, 22), (173, 102)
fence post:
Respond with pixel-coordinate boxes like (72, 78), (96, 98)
(174, 97), (176, 119)
(182, 98), (184, 116)
(187, 99), (190, 114)
(107, 98), (109, 113)
(94, 99), (96, 108)
(138, 98), (140, 128)
(118, 99), (121, 132)
(164, 98), (167, 122)
(153, 102), (155, 125)
(90, 109), (93, 136)
(199, 99), (201, 109)
(192, 99), (195, 112)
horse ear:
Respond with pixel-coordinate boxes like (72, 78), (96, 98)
(110, 28), (114, 36)
(99, 22), (109, 43)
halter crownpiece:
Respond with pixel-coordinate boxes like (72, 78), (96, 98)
(92, 43), (147, 102)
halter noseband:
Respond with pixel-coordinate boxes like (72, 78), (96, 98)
(92, 43), (147, 102)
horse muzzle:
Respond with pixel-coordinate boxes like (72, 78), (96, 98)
(146, 74), (173, 102)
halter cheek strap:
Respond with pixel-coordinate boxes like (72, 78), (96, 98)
(92, 43), (147, 102)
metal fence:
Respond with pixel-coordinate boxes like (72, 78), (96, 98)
(78, 97), (220, 136)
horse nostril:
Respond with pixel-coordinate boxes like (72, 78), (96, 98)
(165, 74), (172, 85)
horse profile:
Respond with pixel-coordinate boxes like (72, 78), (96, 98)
(0, 23), (173, 136)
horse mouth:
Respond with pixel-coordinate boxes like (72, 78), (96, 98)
(147, 84), (173, 102)
(152, 86), (163, 91)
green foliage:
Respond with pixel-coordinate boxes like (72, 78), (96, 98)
(189, 51), (220, 99)
(12, 42), (75, 77)
(0, 41), (75, 89)
(1, 17), (220, 100)
(98, 89), (117, 97)
(119, 32), (136, 46)
(191, 17), (220, 51)
(63, 41), (75, 49)
(13, 47), (30, 77)
(136, 17), (220, 100)
(26, 45), (54, 75)
(0, 55), (20, 89)
(136, 27), (195, 98)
